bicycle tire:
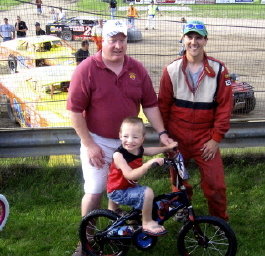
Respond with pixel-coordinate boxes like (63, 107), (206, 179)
(177, 215), (237, 256)
(79, 209), (130, 256)
(0, 194), (9, 231)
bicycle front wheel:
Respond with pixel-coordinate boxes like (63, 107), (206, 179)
(0, 194), (9, 231)
(79, 209), (130, 256)
(177, 215), (237, 256)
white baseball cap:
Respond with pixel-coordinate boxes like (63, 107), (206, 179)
(102, 20), (127, 38)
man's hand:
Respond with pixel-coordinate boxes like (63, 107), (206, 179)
(201, 139), (219, 161)
(83, 141), (106, 169)
(160, 133), (175, 146)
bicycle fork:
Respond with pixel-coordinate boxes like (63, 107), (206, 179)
(187, 206), (209, 248)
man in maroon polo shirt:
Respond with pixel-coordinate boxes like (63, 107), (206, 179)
(67, 20), (173, 256)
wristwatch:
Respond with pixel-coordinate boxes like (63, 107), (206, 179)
(158, 130), (168, 138)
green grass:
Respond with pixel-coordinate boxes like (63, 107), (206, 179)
(75, 0), (265, 20)
(1, 0), (264, 19)
(0, 151), (265, 255)
(185, 3), (265, 19)
(0, 0), (30, 11)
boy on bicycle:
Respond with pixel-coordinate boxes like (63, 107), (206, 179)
(107, 117), (177, 236)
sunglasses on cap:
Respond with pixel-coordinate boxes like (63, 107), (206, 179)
(185, 24), (205, 30)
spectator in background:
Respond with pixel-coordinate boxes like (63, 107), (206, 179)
(178, 17), (187, 56)
(127, 2), (139, 26)
(158, 20), (233, 221)
(91, 19), (103, 52)
(75, 39), (90, 65)
(0, 18), (15, 42)
(36, 0), (42, 15)
(179, 17), (187, 43)
(145, 0), (162, 30)
(15, 16), (28, 38)
(35, 22), (46, 35)
(58, 7), (66, 21)
(50, 8), (58, 22)
(109, 0), (117, 20)
(67, 20), (172, 256)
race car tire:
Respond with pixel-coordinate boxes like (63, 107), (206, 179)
(6, 97), (18, 124)
(242, 96), (256, 114)
(127, 26), (142, 42)
(8, 56), (17, 74)
(61, 31), (73, 41)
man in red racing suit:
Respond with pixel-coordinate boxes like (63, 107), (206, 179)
(158, 20), (233, 221)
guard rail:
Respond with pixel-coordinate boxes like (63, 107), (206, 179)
(0, 121), (265, 158)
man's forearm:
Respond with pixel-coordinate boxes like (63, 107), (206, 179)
(69, 111), (94, 147)
(143, 106), (165, 133)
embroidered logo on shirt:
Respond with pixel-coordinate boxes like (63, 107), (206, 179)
(225, 79), (231, 86)
(129, 72), (136, 80)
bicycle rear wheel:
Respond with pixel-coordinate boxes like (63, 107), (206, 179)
(79, 209), (130, 256)
(177, 215), (237, 256)
(0, 194), (9, 231)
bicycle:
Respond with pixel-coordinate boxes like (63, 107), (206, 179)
(0, 194), (9, 231)
(79, 150), (237, 256)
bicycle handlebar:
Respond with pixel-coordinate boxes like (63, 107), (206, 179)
(151, 162), (160, 168)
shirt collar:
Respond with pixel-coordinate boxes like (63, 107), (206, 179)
(182, 52), (216, 78)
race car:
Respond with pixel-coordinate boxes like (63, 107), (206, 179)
(0, 66), (74, 128)
(0, 35), (76, 74)
(46, 16), (99, 41)
(0, 65), (147, 128)
(46, 16), (142, 42)
(231, 73), (256, 114)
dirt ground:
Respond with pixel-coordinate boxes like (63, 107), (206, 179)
(1, 1), (265, 128)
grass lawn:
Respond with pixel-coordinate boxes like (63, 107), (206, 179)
(75, 0), (265, 20)
(0, 0), (30, 11)
(0, 150), (265, 255)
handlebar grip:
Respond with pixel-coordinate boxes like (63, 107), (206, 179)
(173, 146), (178, 152)
(151, 162), (160, 168)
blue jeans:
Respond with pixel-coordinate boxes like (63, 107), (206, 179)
(37, 8), (42, 14)
(128, 17), (135, 26)
(110, 8), (116, 19)
(3, 37), (12, 42)
(108, 184), (147, 210)
(128, 17), (134, 26)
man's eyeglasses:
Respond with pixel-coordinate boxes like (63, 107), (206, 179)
(185, 24), (205, 30)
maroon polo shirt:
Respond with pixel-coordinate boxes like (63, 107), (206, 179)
(66, 51), (157, 138)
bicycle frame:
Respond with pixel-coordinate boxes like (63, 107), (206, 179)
(94, 152), (194, 244)
(79, 150), (237, 256)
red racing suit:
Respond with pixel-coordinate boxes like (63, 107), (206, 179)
(158, 53), (233, 221)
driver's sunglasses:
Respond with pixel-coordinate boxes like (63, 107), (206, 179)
(185, 24), (205, 30)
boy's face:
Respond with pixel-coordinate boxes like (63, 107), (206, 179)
(119, 123), (145, 153)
